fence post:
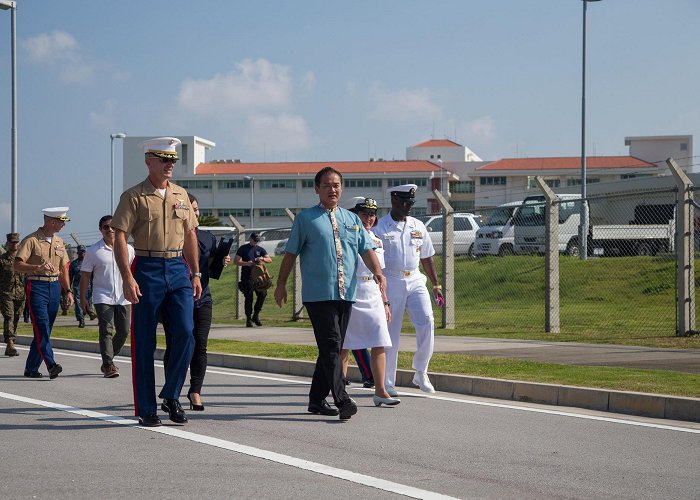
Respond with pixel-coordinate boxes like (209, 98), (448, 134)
(228, 215), (247, 320)
(666, 158), (695, 336)
(535, 177), (560, 333)
(284, 208), (304, 320)
(432, 189), (455, 329)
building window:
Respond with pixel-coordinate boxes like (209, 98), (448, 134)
(260, 179), (295, 189)
(620, 174), (654, 180)
(177, 179), (212, 190)
(387, 178), (427, 188)
(452, 181), (475, 193)
(411, 206), (427, 216)
(680, 143), (688, 151)
(259, 208), (288, 218)
(181, 144), (188, 167)
(199, 209), (213, 216)
(344, 178), (381, 188)
(527, 178), (560, 189)
(217, 208), (250, 218)
(451, 200), (475, 211)
(218, 179), (250, 189)
(480, 177), (507, 186)
(566, 178), (600, 187)
(301, 179), (314, 188)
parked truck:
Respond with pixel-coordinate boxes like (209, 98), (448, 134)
(474, 201), (523, 256)
(513, 195), (675, 257)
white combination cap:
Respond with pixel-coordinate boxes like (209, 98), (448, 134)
(387, 184), (417, 199)
(42, 207), (70, 221)
(138, 137), (181, 159)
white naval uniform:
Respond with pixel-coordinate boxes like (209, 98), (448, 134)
(344, 229), (392, 350)
(373, 214), (435, 387)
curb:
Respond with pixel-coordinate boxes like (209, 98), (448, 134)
(16, 336), (700, 423)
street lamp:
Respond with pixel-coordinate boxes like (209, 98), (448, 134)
(0, 1), (17, 231)
(579, 0), (602, 261)
(243, 175), (254, 229)
(110, 133), (126, 213)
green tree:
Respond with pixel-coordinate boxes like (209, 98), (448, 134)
(198, 215), (222, 227)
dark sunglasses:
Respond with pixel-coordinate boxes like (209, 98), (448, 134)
(101, 224), (114, 231)
(400, 199), (415, 206)
(159, 157), (177, 164)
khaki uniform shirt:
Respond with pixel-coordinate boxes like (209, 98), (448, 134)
(0, 251), (24, 299)
(111, 179), (198, 251)
(16, 228), (69, 277)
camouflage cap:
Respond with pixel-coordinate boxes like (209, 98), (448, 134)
(6, 232), (19, 243)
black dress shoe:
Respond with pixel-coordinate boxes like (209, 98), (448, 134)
(252, 315), (262, 326)
(48, 363), (62, 380)
(338, 398), (358, 420)
(138, 414), (162, 427)
(23, 370), (42, 378)
(246, 319), (253, 328)
(307, 399), (339, 416)
(161, 398), (188, 424)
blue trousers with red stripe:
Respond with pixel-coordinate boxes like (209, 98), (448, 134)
(24, 280), (60, 373)
(351, 349), (373, 383)
(131, 256), (194, 417)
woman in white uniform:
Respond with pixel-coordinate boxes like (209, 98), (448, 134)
(342, 197), (400, 407)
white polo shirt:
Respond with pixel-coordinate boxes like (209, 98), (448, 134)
(81, 239), (134, 306)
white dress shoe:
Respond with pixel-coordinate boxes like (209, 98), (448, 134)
(386, 385), (399, 397)
(373, 395), (401, 407)
(412, 371), (435, 393)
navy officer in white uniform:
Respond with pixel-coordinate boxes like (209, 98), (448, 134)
(373, 184), (443, 395)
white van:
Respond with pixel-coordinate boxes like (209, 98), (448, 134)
(474, 201), (523, 256)
(513, 194), (583, 256)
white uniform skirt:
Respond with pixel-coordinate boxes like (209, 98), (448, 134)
(344, 276), (392, 350)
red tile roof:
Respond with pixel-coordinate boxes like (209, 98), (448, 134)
(412, 139), (463, 148)
(195, 160), (441, 176)
(477, 156), (656, 171)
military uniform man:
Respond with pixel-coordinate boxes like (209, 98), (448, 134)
(14, 207), (74, 379)
(112, 137), (201, 427)
(373, 184), (443, 395)
(0, 232), (25, 356)
(69, 244), (96, 327)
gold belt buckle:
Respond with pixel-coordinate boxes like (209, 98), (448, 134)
(362, 276), (372, 281)
(403, 271), (411, 277)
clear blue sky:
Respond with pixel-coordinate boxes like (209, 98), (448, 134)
(0, 0), (698, 242)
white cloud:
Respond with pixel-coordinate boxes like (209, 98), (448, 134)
(245, 113), (311, 153)
(177, 58), (293, 115)
(89, 100), (117, 129)
(369, 83), (442, 125)
(23, 30), (79, 64)
(462, 116), (496, 143)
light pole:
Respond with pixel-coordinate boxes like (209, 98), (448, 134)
(437, 159), (444, 194)
(579, 0), (601, 261)
(0, 1), (17, 231)
(110, 133), (126, 213)
(243, 175), (254, 228)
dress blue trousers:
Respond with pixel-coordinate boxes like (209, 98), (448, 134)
(131, 257), (194, 417)
(25, 280), (59, 372)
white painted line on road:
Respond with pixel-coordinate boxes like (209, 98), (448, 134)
(35, 347), (700, 435)
(0, 390), (456, 500)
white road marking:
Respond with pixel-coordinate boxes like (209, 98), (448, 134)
(16, 346), (700, 434)
(0, 390), (456, 500)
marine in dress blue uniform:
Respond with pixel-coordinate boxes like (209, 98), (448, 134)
(111, 137), (201, 427)
(14, 207), (74, 379)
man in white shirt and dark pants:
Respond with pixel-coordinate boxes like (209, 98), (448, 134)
(373, 184), (444, 395)
(80, 215), (135, 378)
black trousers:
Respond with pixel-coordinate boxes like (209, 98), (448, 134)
(304, 300), (353, 405)
(163, 301), (212, 395)
(239, 281), (266, 319)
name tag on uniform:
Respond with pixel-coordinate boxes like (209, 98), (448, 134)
(383, 235), (395, 240)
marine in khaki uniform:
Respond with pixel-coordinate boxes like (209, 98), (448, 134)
(112, 137), (201, 428)
(14, 207), (74, 379)
(0, 232), (25, 356)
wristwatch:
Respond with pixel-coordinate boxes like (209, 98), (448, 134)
(193, 272), (202, 278)
(383, 301), (390, 306)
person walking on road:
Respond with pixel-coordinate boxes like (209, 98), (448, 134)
(163, 194), (230, 411)
(14, 207), (74, 379)
(112, 137), (201, 428)
(274, 166), (386, 421)
(79, 215), (134, 378)
(235, 232), (271, 327)
(69, 245), (96, 328)
(341, 197), (400, 407)
(0, 232), (25, 357)
(373, 184), (443, 395)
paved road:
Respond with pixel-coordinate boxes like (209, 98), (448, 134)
(1, 345), (698, 499)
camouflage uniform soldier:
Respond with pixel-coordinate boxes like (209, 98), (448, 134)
(0, 232), (24, 356)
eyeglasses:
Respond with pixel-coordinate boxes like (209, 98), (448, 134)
(400, 199), (415, 206)
(158, 157), (177, 165)
(101, 225), (114, 231)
